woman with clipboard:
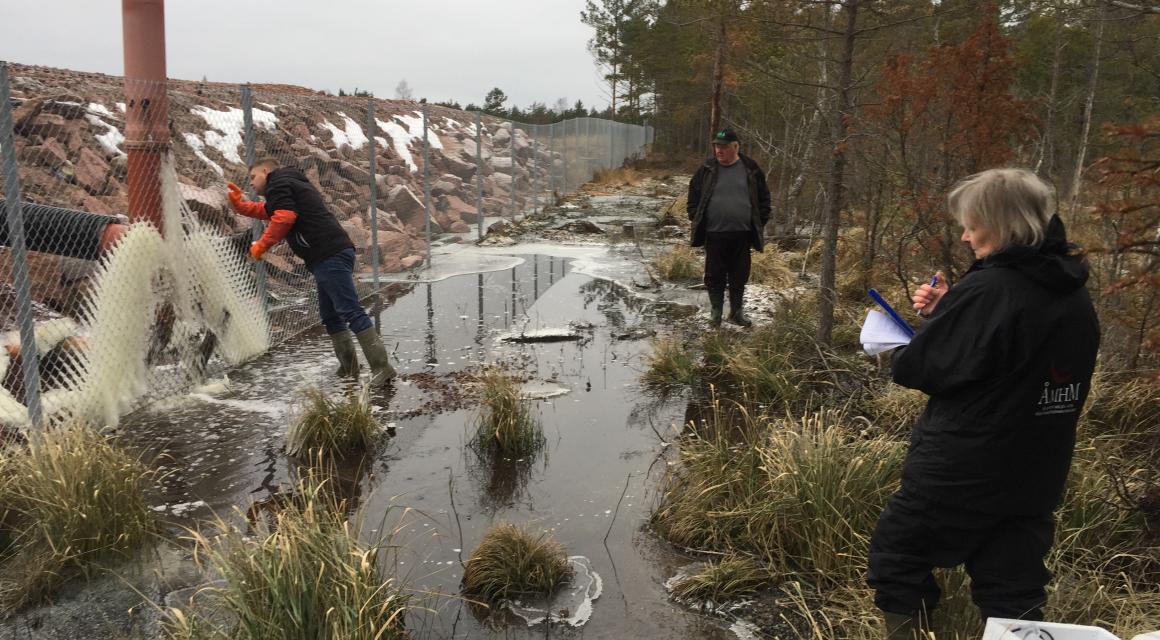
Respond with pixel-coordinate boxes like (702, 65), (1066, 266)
(866, 168), (1100, 638)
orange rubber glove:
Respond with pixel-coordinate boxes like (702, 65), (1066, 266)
(249, 208), (298, 260)
(227, 182), (270, 220)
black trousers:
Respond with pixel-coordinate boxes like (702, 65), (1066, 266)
(704, 231), (752, 307)
(867, 487), (1054, 621)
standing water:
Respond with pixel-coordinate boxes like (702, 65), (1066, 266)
(120, 251), (739, 639)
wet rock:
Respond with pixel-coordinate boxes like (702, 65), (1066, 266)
(500, 327), (582, 343)
(400, 254), (424, 269)
(557, 220), (604, 235)
(615, 327), (656, 341)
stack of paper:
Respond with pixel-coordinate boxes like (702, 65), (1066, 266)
(860, 309), (912, 355)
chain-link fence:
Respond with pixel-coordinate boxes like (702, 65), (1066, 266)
(0, 61), (653, 429)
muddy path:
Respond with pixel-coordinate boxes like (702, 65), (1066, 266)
(1, 174), (764, 640)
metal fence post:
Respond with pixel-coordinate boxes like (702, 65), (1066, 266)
(585, 117), (591, 179)
(608, 119), (615, 170)
(0, 62), (43, 428)
(367, 96), (379, 292)
(531, 133), (539, 215)
(561, 119), (568, 194)
(422, 104), (432, 270)
(548, 125), (555, 196)
(240, 84), (268, 316)
(509, 120), (517, 220)
(473, 111), (482, 238)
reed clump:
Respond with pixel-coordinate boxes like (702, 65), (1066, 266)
(461, 522), (573, 604)
(669, 554), (771, 605)
(163, 476), (409, 640)
(0, 424), (155, 614)
(652, 244), (703, 282)
(642, 335), (697, 387)
(285, 386), (379, 458)
(472, 371), (543, 457)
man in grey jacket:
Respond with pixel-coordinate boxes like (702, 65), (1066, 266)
(686, 129), (772, 327)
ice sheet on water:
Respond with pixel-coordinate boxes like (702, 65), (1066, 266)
(364, 253), (524, 284)
(508, 556), (602, 628)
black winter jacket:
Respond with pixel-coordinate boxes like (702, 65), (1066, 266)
(891, 215), (1099, 515)
(263, 168), (353, 266)
(686, 153), (771, 251)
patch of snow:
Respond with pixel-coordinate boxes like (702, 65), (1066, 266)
(190, 105), (278, 165)
(87, 102), (115, 118)
(374, 136), (388, 150)
(318, 111), (367, 151)
(85, 114), (126, 156)
(257, 102), (278, 111)
(116, 102), (126, 112)
(730, 621), (762, 640)
(376, 116), (419, 173)
(520, 381), (570, 400)
(182, 132), (224, 176)
(509, 556), (602, 628)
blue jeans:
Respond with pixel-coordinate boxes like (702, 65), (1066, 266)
(309, 248), (372, 335)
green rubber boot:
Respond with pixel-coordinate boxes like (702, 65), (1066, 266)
(354, 328), (396, 386)
(329, 331), (360, 376)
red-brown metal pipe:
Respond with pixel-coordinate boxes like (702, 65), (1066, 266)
(122, 0), (169, 229)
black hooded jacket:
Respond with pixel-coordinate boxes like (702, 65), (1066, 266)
(891, 215), (1099, 515)
(263, 168), (353, 267)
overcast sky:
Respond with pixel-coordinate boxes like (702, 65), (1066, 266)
(1, 0), (609, 110)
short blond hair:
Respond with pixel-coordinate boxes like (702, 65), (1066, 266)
(252, 157), (280, 171)
(947, 168), (1053, 249)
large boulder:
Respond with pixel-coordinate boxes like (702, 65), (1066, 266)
(74, 147), (111, 195)
(371, 230), (411, 260)
(492, 127), (511, 147)
(386, 185), (426, 231)
(178, 181), (228, 221)
(439, 153), (478, 181)
(340, 220), (369, 252)
(23, 138), (69, 169)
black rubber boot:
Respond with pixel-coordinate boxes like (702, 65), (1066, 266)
(329, 330), (360, 376)
(354, 328), (396, 386)
(884, 612), (918, 640)
(708, 290), (725, 328)
(728, 290), (753, 327)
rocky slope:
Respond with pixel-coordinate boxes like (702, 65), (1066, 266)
(4, 63), (555, 279)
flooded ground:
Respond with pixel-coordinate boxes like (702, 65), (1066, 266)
(1, 177), (762, 639)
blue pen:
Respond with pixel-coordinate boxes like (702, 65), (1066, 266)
(929, 274), (938, 287)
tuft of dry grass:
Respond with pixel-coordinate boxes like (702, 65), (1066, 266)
(0, 424), (155, 614)
(163, 475), (410, 640)
(590, 166), (642, 187)
(643, 335), (697, 387)
(866, 385), (927, 436)
(652, 244), (704, 282)
(669, 554), (771, 605)
(472, 370), (543, 457)
(656, 194), (689, 226)
(749, 250), (794, 288)
(461, 522), (573, 604)
(285, 386), (380, 458)
(652, 407), (904, 584)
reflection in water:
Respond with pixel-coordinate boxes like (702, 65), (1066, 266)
(580, 278), (649, 332)
(425, 283), (437, 366)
